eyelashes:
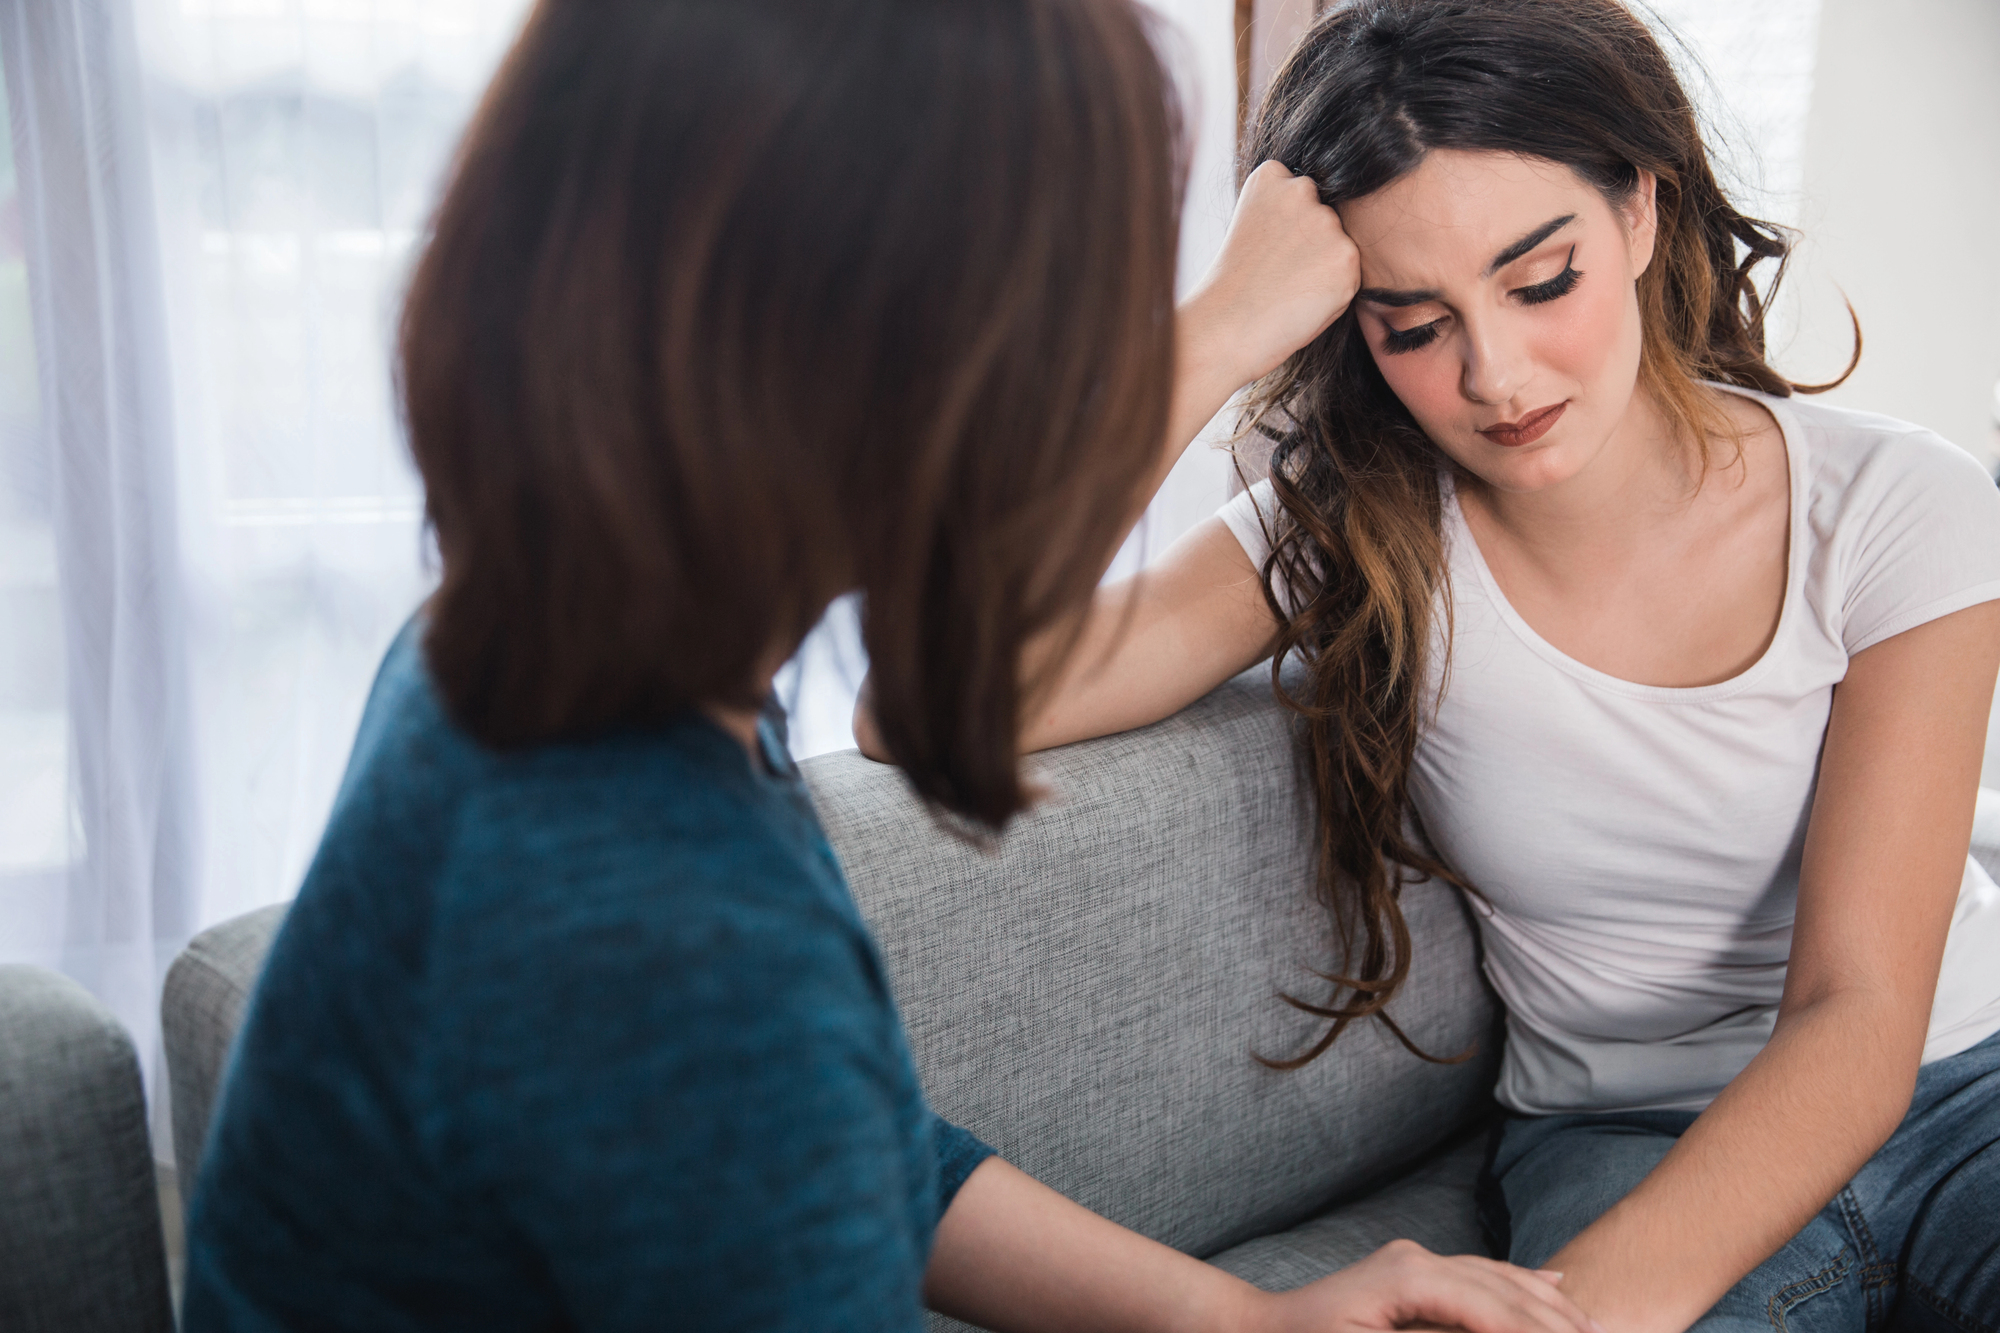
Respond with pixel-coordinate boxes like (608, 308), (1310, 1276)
(1516, 246), (1582, 305)
(1379, 246), (1583, 355)
(1382, 320), (1443, 354)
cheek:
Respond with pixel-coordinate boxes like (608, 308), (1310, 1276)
(1368, 343), (1461, 431)
(1532, 269), (1638, 388)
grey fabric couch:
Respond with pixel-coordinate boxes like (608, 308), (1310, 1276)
(165, 667), (1502, 1328)
(15, 666), (1994, 1331)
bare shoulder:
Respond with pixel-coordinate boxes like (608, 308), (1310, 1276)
(1712, 387), (1787, 485)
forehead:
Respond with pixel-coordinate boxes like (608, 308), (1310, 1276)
(1337, 150), (1602, 274)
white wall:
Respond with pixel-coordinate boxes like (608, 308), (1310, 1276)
(1774, 0), (2000, 783)
(1781, 0), (2000, 468)
(1101, 0), (1246, 578)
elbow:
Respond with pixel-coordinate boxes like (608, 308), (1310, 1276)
(1777, 987), (1925, 1133)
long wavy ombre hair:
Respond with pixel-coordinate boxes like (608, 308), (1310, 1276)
(1244, 0), (1856, 1067)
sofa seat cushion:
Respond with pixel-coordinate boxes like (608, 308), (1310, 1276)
(1207, 1132), (1490, 1292)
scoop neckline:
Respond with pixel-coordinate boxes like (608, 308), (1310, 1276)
(1443, 382), (1807, 703)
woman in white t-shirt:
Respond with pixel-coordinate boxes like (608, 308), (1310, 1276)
(866, 0), (2000, 1327)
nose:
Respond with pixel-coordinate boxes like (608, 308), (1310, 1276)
(1459, 315), (1531, 407)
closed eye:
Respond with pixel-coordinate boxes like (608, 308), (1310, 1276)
(1381, 318), (1443, 354)
(1514, 246), (1581, 305)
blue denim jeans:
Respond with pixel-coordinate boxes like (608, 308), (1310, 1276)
(1477, 1028), (2000, 1330)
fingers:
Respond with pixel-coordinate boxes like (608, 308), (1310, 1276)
(1463, 1256), (1603, 1329)
(1236, 158), (1348, 250)
(1369, 1242), (1599, 1333)
(1239, 159), (1323, 203)
(1456, 1248), (1576, 1304)
(1188, 158), (1359, 386)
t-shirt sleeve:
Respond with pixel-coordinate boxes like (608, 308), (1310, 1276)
(1218, 476), (1308, 618)
(932, 1115), (995, 1216)
(1831, 426), (2000, 655)
(1218, 477), (1281, 572)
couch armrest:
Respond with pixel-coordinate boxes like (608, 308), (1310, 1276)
(0, 965), (174, 1333)
(162, 903), (289, 1202)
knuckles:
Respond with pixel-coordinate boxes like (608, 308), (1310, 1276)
(1379, 1237), (1433, 1271)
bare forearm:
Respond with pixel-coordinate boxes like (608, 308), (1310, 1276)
(926, 1158), (1599, 1333)
(854, 367), (1271, 764)
(1015, 524), (1276, 752)
(1001, 308), (1261, 714)
(924, 1158), (1256, 1333)
(1549, 994), (1921, 1332)
(1014, 159), (1360, 728)
(1001, 307), (1276, 754)
(1151, 294), (1263, 499)
(1042, 303), (1256, 640)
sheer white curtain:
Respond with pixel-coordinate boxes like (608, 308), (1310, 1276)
(1, 0), (193, 1143)
(0, 0), (534, 1140)
(134, 0), (533, 930)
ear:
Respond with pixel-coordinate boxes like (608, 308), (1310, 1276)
(1622, 168), (1660, 278)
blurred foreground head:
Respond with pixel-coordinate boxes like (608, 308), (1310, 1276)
(401, 0), (1183, 825)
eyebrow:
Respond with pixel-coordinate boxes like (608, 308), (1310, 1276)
(1355, 213), (1578, 308)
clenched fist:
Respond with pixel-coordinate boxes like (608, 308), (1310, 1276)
(1183, 159), (1360, 391)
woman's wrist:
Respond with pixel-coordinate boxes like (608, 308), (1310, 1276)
(1160, 292), (1263, 476)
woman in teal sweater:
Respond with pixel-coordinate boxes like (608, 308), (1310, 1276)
(180, 2), (1592, 1330)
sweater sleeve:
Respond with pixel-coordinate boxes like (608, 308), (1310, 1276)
(933, 1115), (995, 1217)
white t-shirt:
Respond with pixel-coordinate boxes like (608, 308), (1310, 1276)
(1220, 385), (2000, 1115)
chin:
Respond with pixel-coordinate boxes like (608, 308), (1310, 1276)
(1431, 428), (1581, 494)
(1477, 441), (1589, 492)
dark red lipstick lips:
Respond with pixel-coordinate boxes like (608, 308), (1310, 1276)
(1478, 401), (1567, 447)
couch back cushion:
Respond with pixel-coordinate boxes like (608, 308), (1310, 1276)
(804, 666), (1499, 1260)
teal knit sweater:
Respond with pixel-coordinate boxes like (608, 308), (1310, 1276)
(183, 620), (991, 1331)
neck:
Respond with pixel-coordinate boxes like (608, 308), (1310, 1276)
(700, 604), (843, 764)
(703, 643), (794, 764)
(702, 701), (765, 757)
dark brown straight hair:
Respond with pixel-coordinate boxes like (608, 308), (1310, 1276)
(400, 0), (1182, 826)
(1240, 0), (1859, 1066)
